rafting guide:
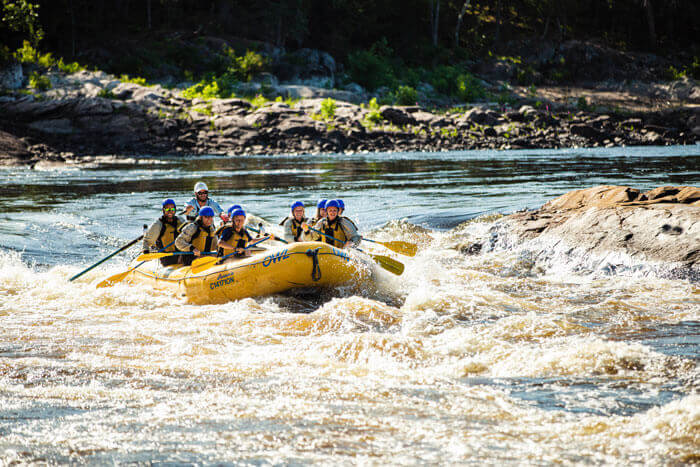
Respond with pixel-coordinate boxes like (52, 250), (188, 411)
(184, 182), (226, 222)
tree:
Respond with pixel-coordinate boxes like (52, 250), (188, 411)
(428, 0), (439, 47)
(454, 0), (471, 47)
(1, 0), (43, 47)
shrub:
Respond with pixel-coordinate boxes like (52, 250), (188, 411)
(57, 58), (83, 74)
(97, 88), (115, 98)
(455, 73), (485, 102)
(120, 74), (149, 86)
(28, 71), (51, 90)
(364, 97), (383, 125)
(234, 50), (267, 81)
(319, 97), (336, 120)
(392, 85), (418, 105)
(347, 40), (397, 90)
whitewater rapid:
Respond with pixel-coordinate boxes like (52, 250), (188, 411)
(1, 216), (698, 464)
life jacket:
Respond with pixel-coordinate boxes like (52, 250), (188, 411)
(156, 216), (184, 252)
(321, 217), (347, 248)
(218, 226), (253, 257)
(280, 216), (308, 242)
(189, 219), (217, 253)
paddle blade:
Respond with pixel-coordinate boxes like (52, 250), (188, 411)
(190, 256), (218, 274)
(96, 270), (130, 288)
(379, 241), (418, 257)
(370, 254), (404, 276)
(136, 252), (171, 261)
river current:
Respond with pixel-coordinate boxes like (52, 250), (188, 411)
(1, 146), (699, 464)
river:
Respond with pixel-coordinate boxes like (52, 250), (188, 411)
(1, 145), (698, 464)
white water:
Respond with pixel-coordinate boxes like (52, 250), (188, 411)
(1, 146), (698, 463)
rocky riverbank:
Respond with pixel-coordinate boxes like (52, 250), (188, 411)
(464, 185), (700, 282)
(0, 69), (699, 166)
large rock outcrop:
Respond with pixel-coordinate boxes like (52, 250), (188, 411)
(486, 186), (700, 281)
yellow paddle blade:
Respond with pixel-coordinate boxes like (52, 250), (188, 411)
(190, 256), (219, 274)
(369, 254), (404, 276)
(136, 252), (173, 261)
(378, 241), (418, 257)
(95, 270), (130, 288)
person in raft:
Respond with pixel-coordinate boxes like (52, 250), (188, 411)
(142, 198), (186, 266)
(175, 206), (219, 266)
(309, 198), (327, 225)
(216, 208), (265, 259)
(184, 181), (226, 222)
(279, 201), (308, 243)
(303, 199), (361, 249)
(336, 198), (345, 215)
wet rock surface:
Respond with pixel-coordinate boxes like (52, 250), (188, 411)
(483, 186), (700, 281)
(0, 71), (698, 165)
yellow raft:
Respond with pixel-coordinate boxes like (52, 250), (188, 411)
(124, 241), (375, 305)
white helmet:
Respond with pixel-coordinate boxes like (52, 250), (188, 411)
(194, 181), (208, 194)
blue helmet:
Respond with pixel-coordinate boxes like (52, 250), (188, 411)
(227, 204), (242, 215)
(199, 206), (215, 217)
(317, 199), (327, 209)
(291, 201), (304, 212)
(162, 198), (176, 209)
(336, 199), (345, 210)
(230, 208), (246, 218)
(325, 199), (340, 210)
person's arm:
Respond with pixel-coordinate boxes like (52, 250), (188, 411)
(142, 221), (161, 252)
(301, 220), (320, 242)
(175, 224), (198, 255)
(340, 218), (361, 248)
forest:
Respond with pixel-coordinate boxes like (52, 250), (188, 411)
(2, 1), (698, 67)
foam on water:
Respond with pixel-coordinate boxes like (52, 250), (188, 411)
(1, 213), (698, 463)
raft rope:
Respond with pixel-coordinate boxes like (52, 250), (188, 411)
(305, 247), (322, 282)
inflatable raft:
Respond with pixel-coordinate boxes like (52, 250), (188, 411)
(123, 241), (375, 305)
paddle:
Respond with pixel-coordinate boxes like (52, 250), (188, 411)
(190, 235), (274, 274)
(361, 237), (417, 257)
(135, 251), (214, 261)
(69, 225), (147, 282)
(246, 223), (289, 244)
(306, 227), (404, 276)
(95, 240), (191, 288)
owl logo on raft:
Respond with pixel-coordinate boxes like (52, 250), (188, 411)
(262, 249), (291, 267)
(331, 248), (349, 261)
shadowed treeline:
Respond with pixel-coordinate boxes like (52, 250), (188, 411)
(2, 1), (699, 67)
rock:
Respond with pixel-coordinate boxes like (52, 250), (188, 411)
(0, 130), (32, 164)
(0, 61), (23, 90)
(569, 123), (602, 140)
(543, 185), (642, 210)
(483, 127), (497, 137)
(460, 107), (500, 126)
(28, 118), (75, 135)
(73, 97), (114, 116)
(379, 106), (417, 126)
(494, 185), (700, 281)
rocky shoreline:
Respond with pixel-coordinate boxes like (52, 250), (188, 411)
(1, 70), (699, 166)
(466, 185), (700, 282)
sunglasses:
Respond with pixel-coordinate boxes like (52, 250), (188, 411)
(163, 207), (176, 212)
(197, 191), (208, 195)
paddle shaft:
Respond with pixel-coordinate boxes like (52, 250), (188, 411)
(307, 226), (354, 249)
(246, 224), (289, 244)
(69, 227), (146, 282)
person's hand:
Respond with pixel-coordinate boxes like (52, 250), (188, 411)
(301, 222), (309, 233)
(344, 241), (352, 249)
(185, 205), (194, 213)
(235, 248), (245, 254)
(220, 213), (229, 222)
(268, 234), (275, 241)
(193, 248), (201, 257)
